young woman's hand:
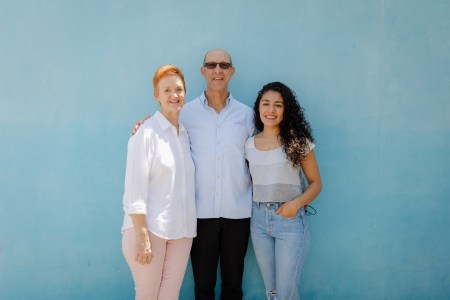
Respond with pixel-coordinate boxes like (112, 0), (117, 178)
(277, 149), (323, 219)
(276, 201), (301, 219)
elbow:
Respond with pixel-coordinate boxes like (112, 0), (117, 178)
(315, 180), (322, 195)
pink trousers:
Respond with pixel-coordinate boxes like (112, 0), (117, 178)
(122, 228), (193, 300)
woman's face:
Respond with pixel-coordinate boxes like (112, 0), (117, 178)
(259, 90), (284, 128)
(155, 75), (185, 117)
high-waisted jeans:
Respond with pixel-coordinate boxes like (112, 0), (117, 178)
(251, 202), (310, 300)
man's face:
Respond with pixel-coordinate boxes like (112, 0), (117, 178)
(201, 50), (235, 92)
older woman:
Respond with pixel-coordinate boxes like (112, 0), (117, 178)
(121, 65), (196, 300)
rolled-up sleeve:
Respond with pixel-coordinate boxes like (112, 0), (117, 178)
(123, 128), (152, 215)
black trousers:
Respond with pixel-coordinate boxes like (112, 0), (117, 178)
(191, 217), (251, 300)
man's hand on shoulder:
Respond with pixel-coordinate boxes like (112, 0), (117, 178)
(130, 115), (151, 136)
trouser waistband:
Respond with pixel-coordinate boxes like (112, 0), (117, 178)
(253, 202), (286, 208)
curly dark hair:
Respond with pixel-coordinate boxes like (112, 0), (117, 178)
(253, 82), (315, 167)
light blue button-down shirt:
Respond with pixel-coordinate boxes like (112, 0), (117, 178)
(180, 92), (254, 219)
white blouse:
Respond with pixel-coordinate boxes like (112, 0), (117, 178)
(122, 111), (196, 239)
(245, 136), (315, 203)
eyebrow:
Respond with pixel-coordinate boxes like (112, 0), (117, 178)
(261, 99), (283, 103)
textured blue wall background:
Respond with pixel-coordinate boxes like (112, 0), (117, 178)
(1, 1), (449, 299)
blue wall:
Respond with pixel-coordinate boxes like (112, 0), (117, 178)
(1, 1), (449, 299)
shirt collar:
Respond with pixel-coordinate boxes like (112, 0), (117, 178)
(154, 111), (186, 133)
(200, 91), (233, 108)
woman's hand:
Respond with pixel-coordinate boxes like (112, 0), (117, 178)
(276, 149), (323, 219)
(276, 200), (301, 219)
(129, 215), (152, 264)
(135, 229), (153, 265)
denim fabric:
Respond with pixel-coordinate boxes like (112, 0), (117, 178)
(251, 202), (310, 300)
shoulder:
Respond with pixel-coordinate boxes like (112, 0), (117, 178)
(142, 117), (159, 131)
(183, 96), (201, 111)
(306, 139), (316, 153)
(229, 96), (254, 129)
(132, 118), (158, 141)
(180, 97), (202, 119)
(231, 97), (252, 113)
(180, 97), (203, 125)
(245, 136), (255, 149)
(244, 136), (255, 159)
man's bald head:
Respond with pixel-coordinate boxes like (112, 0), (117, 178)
(203, 48), (233, 66)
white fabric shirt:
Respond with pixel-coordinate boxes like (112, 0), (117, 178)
(180, 92), (253, 219)
(245, 136), (315, 203)
(122, 111), (196, 239)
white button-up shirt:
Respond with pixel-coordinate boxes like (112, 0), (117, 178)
(180, 92), (253, 219)
(122, 111), (196, 239)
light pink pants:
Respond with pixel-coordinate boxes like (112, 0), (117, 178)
(122, 228), (193, 300)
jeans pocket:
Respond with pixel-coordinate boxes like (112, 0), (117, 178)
(279, 207), (301, 220)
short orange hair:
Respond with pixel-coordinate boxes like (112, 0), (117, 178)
(153, 65), (186, 95)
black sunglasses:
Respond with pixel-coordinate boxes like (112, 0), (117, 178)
(203, 62), (232, 70)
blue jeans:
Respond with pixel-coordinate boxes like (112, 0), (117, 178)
(251, 202), (310, 300)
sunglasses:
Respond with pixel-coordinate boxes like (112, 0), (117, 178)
(203, 62), (232, 70)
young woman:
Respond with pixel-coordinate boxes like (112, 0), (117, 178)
(245, 82), (322, 300)
(121, 65), (196, 300)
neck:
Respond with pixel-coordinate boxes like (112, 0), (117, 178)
(261, 126), (280, 138)
(205, 90), (229, 113)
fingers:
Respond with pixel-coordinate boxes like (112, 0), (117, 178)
(135, 251), (153, 265)
(134, 235), (153, 265)
(130, 120), (143, 136)
(130, 115), (151, 136)
(141, 252), (152, 264)
(278, 206), (296, 219)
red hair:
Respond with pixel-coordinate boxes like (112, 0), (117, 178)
(153, 65), (186, 95)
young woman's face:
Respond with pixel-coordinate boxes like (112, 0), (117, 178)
(155, 74), (185, 117)
(259, 90), (284, 128)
